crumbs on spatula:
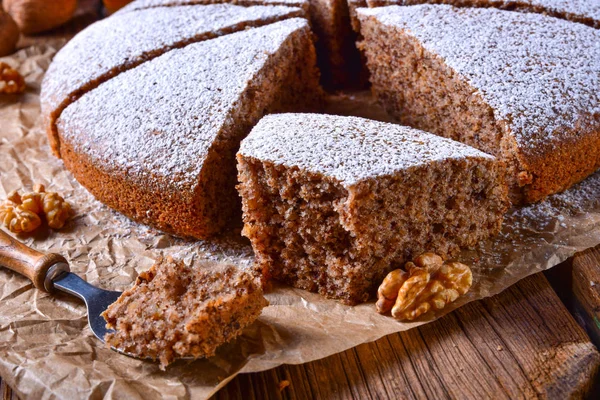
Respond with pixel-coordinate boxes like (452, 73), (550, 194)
(101, 256), (268, 369)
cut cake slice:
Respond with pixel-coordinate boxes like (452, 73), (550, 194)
(41, 4), (304, 156)
(102, 257), (268, 369)
(237, 113), (508, 304)
(56, 19), (321, 238)
(358, 5), (600, 203)
(117, 0), (310, 13)
(363, 0), (600, 29)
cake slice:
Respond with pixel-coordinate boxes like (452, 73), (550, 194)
(102, 257), (268, 369)
(363, 0), (600, 29)
(117, 0), (310, 14)
(41, 4), (304, 157)
(56, 19), (321, 238)
(358, 5), (600, 203)
(237, 113), (508, 304)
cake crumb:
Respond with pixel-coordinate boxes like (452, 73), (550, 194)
(279, 380), (291, 391)
(102, 257), (268, 369)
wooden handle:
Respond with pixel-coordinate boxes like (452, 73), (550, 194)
(0, 229), (68, 292)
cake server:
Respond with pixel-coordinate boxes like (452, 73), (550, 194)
(0, 228), (121, 348)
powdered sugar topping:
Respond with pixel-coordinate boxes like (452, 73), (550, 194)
(239, 113), (495, 185)
(358, 5), (600, 158)
(365, 0), (600, 28)
(41, 4), (302, 119)
(57, 19), (309, 196)
(117, 0), (308, 14)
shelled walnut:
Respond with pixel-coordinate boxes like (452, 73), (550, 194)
(376, 253), (473, 321)
(0, 62), (25, 94)
(0, 184), (73, 233)
(0, 200), (41, 233)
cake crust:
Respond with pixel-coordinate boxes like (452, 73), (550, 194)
(358, 5), (600, 203)
(57, 19), (322, 238)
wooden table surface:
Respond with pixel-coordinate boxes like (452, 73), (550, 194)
(2, 2), (600, 398)
(2, 248), (600, 399)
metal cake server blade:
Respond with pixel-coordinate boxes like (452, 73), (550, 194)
(0, 228), (140, 358)
(52, 271), (121, 344)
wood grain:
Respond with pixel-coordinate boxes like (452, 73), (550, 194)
(546, 248), (600, 349)
(215, 273), (600, 399)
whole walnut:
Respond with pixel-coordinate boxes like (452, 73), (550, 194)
(0, 9), (19, 56)
(3, 0), (77, 35)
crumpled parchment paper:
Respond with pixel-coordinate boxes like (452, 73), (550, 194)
(2, 39), (600, 400)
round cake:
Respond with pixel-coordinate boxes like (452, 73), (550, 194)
(41, 0), (600, 240)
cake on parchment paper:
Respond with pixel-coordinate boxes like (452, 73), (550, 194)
(358, 4), (600, 203)
(56, 19), (321, 239)
(237, 113), (508, 304)
(41, 3), (305, 157)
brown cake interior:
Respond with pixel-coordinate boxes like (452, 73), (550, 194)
(238, 154), (507, 304)
(102, 257), (268, 369)
(358, 14), (600, 204)
(308, 0), (362, 88)
(358, 19), (525, 201)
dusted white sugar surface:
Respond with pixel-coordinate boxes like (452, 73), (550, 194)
(239, 113), (495, 186)
(358, 5), (600, 158)
(118, 0), (308, 13)
(364, 0), (600, 25)
(58, 19), (309, 194)
(41, 4), (302, 118)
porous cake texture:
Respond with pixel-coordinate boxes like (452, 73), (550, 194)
(364, 0), (600, 29)
(102, 257), (268, 369)
(41, 4), (304, 156)
(358, 5), (600, 203)
(237, 114), (508, 304)
(117, 0), (310, 13)
(57, 19), (321, 238)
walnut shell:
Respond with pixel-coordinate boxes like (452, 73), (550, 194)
(0, 10), (19, 56)
(3, 0), (77, 35)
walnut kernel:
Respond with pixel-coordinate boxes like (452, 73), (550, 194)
(0, 62), (25, 94)
(0, 202), (41, 233)
(377, 254), (473, 321)
(0, 184), (73, 233)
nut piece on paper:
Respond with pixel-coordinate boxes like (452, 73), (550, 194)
(0, 184), (73, 233)
(376, 253), (473, 321)
(0, 62), (26, 94)
(0, 201), (41, 233)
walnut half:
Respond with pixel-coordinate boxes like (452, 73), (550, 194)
(376, 253), (473, 321)
(0, 184), (73, 233)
